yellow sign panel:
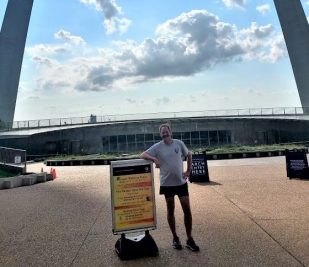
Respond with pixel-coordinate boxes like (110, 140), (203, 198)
(111, 160), (156, 234)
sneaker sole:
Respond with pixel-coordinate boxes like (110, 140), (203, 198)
(185, 245), (199, 252)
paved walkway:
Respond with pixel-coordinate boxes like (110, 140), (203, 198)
(0, 157), (308, 266)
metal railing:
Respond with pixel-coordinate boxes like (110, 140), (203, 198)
(0, 106), (308, 132)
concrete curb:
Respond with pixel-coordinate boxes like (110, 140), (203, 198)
(0, 172), (53, 190)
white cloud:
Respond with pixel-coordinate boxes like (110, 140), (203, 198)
(239, 22), (286, 62)
(32, 57), (54, 68)
(222, 0), (247, 8)
(26, 30), (86, 59)
(126, 98), (137, 104)
(241, 22), (273, 39)
(80, 0), (131, 34)
(54, 30), (86, 46)
(26, 44), (68, 57)
(27, 9), (286, 92)
(154, 96), (171, 105)
(103, 17), (131, 34)
(256, 4), (270, 15)
(80, 0), (121, 18)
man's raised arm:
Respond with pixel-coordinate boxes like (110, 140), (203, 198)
(140, 151), (160, 168)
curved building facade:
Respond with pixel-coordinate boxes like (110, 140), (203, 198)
(0, 117), (309, 157)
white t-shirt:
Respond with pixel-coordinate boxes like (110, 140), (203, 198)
(146, 139), (189, 186)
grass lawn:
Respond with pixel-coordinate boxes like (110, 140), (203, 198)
(45, 143), (309, 161)
(201, 143), (308, 154)
(0, 169), (16, 179)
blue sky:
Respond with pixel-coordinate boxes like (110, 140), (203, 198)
(1, 0), (309, 121)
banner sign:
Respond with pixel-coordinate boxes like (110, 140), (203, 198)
(189, 152), (209, 183)
(110, 159), (156, 234)
(285, 149), (309, 179)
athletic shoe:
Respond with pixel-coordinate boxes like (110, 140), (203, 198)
(186, 237), (200, 252)
(172, 237), (183, 250)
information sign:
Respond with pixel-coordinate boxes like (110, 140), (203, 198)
(285, 149), (309, 179)
(189, 152), (209, 183)
(110, 159), (156, 234)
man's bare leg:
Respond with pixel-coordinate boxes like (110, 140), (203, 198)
(165, 196), (178, 238)
(165, 196), (183, 249)
(179, 195), (200, 251)
(179, 196), (192, 239)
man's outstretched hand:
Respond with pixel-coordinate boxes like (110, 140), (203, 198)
(153, 158), (160, 168)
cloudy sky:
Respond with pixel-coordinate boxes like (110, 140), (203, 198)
(1, 0), (309, 121)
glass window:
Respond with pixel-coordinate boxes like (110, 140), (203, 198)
(190, 131), (200, 146)
(191, 131), (199, 139)
(172, 132), (181, 140)
(110, 136), (117, 151)
(136, 142), (145, 151)
(127, 142), (136, 151)
(218, 131), (227, 144)
(181, 132), (190, 140)
(136, 134), (144, 142)
(118, 135), (126, 144)
(227, 131), (232, 144)
(127, 135), (135, 143)
(145, 141), (154, 148)
(154, 134), (161, 141)
(118, 143), (127, 152)
(200, 131), (208, 138)
(145, 134), (154, 142)
(209, 131), (218, 146)
(191, 139), (200, 146)
(102, 136), (109, 151)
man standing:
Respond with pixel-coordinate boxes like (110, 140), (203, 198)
(141, 123), (199, 251)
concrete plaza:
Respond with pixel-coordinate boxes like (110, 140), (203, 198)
(0, 157), (308, 266)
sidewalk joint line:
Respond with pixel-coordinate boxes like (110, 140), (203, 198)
(211, 187), (306, 267)
(69, 204), (105, 266)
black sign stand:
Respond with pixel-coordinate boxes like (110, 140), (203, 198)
(285, 149), (309, 179)
(115, 230), (159, 260)
(189, 151), (209, 183)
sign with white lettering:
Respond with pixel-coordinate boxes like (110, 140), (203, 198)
(285, 149), (309, 179)
(189, 152), (209, 183)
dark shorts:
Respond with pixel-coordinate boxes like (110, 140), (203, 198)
(159, 182), (189, 198)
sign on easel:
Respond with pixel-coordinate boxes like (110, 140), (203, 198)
(189, 151), (209, 183)
(110, 159), (157, 234)
(285, 149), (309, 179)
(110, 159), (158, 260)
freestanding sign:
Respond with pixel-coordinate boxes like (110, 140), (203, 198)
(110, 159), (156, 234)
(285, 149), (309, 179)
(189, 151), (209, 183)
(110, 159), (158, 260)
